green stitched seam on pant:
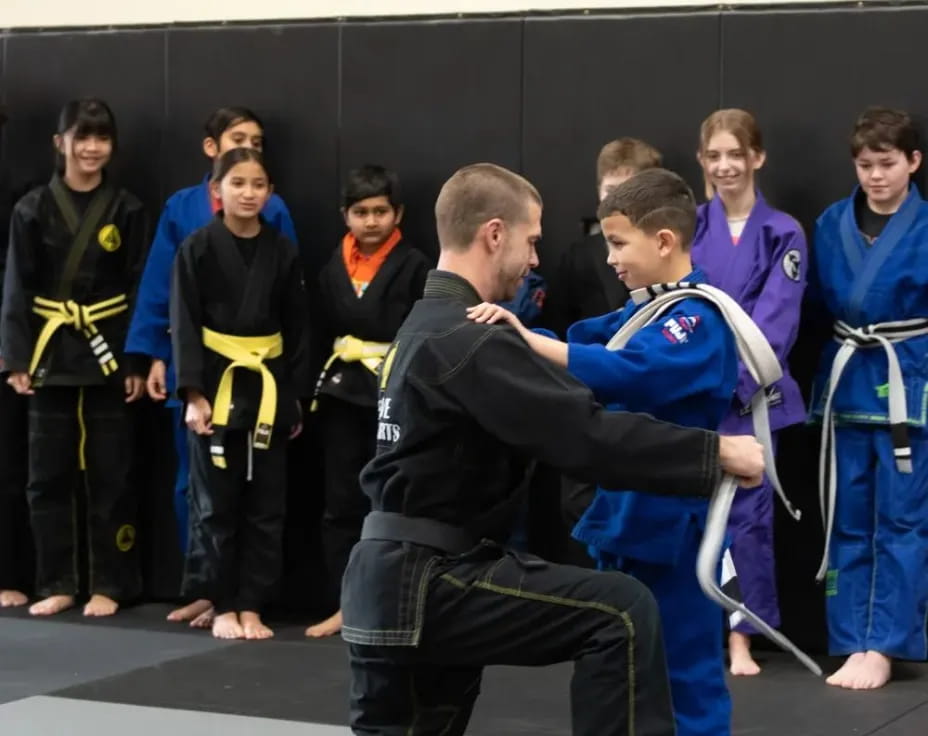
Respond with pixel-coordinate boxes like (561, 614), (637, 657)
(459, 577), (638, 735)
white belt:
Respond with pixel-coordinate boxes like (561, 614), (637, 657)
(608, 281), (820, 675)
(816, 318), (928, 581)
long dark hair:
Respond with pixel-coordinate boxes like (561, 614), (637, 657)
(211, 147), (271, 184)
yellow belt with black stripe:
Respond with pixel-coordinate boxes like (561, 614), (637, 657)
(202, 327), (283, 469)
(30, 294), (128, 377)
(310, 335), (391, 412)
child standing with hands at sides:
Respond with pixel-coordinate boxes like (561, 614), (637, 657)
(305, 165), (430, 638)
(0, 98), (148, 617)
(126, 107), (297, 629)
(810, 107), (928, 690)
(692, 109), (807, 676)
(170, 148), (309, 640)
(468, 169), (739, 736)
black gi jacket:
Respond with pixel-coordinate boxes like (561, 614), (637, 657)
(0, 176), (148, 383)
(341, 269), (722, 646)
(170, 216), (311, 431)
(315, 237), (430, 407)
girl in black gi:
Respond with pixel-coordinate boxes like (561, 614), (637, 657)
(170, 148), (309, 640)
(0, 98), (148, 617)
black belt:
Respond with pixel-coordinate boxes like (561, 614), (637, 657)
(360, 511), (478, 555)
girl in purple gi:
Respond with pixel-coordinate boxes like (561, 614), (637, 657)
(693, 108), (807, 675)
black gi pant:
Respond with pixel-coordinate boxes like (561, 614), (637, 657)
(0, 380), (32, 592)
(184, 430), (287, 614)
(27, 384), (140, 600)
(320, 397), (376, 607)
(349, 546), (675, 736)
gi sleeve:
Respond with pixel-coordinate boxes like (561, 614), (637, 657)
(0, 201), (40, 372)
(436, 326), (720, 498)
(120, 199), (151, 375)
(567, 303), (731, 410)
(733, 227), (808, 405)
(169, 236), (206, 399)
(125, 202), (180, 362)
(269, 197), (298, 245)
(281, 244), (313, 397)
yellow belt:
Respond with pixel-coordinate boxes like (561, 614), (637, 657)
(202, 328), (283, 469)
(310, 335), (391, 412)
(30, 294), (128, 377)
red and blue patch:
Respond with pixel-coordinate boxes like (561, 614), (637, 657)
(661, 315), (701, 344)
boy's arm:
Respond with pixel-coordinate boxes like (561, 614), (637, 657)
(733, 227), (808, 405)
(568, 304), (731, 409)
(125, 203), (179, 362)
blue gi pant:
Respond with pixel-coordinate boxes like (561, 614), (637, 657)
(617, 524), (730, 736)
(828, 426), (928, 660)
(171, 404), (190, 552)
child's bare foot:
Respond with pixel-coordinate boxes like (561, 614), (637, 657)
(212, 611), (244, 640)
(240, 611), (274, 640)
(167, 598), (212, 623)
(827, 651), (891, 690)
(84, 594), (119, 617)
(0, 589), (28, 607)
(729, 631), (761, 676)
(190, 606), (215, 629)
(826, 652), (867, 688)
(29, 595), (75, 616)
(305, 610), (343, 638)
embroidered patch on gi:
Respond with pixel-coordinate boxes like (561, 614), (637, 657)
(116, 524), (136, 552)
(782, 248), (801, 282)
(825, 569), (838, 597)
(98, 224), (122, 252)
(661, 315), (700, 344)
(875, 382), (890, 399)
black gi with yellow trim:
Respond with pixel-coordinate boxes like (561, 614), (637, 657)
(170, 216), (310, 614)
(0, 175), (148, 600)
(312, 236), (430, 610)
(342, 270), (723, 736)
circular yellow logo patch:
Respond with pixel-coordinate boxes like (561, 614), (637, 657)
(116, 524), (136, 552)
(98, 224), (122, 252)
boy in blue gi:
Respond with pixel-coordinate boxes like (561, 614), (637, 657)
(469, 168), (739, 736)
(810, 107), (928, 691)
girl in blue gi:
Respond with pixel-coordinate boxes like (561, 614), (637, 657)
(469, 168), (739, 736)
(693, 109), (807, 676)
(811, 107), (928, 690)
(125, 107), (296, 627)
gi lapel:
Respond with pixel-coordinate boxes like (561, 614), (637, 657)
(49, 175), (117, 300)
(846, 186), (922, 325)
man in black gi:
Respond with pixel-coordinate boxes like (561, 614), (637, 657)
(341, 163), (765, 736)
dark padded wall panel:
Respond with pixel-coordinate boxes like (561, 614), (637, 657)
(721, 6), (928, 231)
(340, 19), (523, 260)
(722, 6), (928, 650)
(164, 24), (340, 273)
(2, 30), (165, 213)
(522, 13), (720, 277)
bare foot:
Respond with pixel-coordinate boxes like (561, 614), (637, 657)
(29, 595), (75, 617)
(190, 606), (216, 629)
(0, 589), (28, 607)
(240, 611), (274, 640)
(827, 651), (892, 690)
(729, 631), (761, 676)
(167, 598), (212, 623)
(84, 594), (119, 617)
(305, 610), (343, 638)
(212, 611), (244, 640)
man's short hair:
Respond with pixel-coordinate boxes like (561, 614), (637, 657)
(435, 163), (542, 251)
(597, 168), (697, 250)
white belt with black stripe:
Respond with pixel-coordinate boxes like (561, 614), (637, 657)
(608, 281), (820, 676)
(816, 318), (928, 582)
